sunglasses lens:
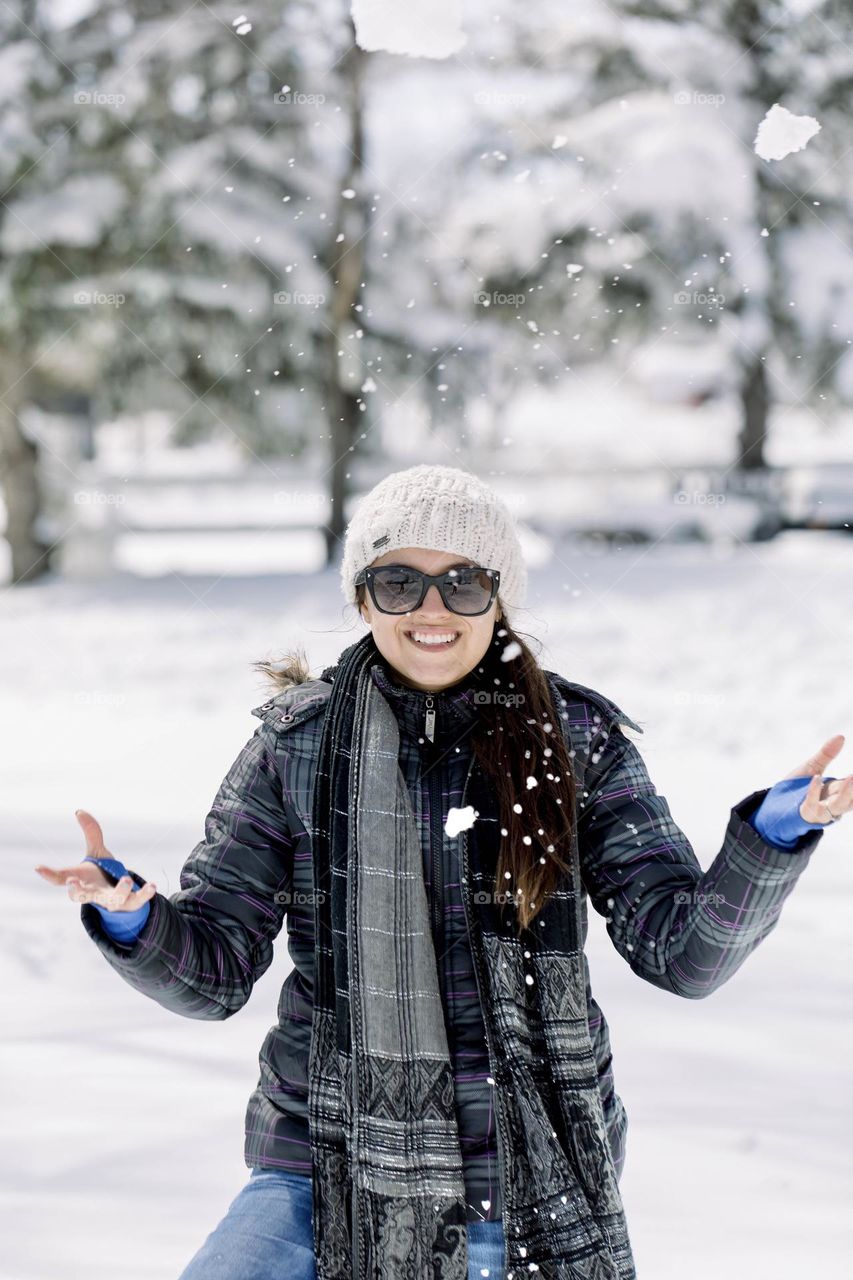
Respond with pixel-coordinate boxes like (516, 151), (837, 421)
(444, 568), (495, 614)
(371, 568), (424, 612)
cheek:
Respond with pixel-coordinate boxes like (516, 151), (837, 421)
(369, 615), (405, 652)
(467, 620), (495, 661)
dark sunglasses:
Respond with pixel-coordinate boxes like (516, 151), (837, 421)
(354, 564), (500, 616)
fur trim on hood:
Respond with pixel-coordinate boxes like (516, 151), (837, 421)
(253, 649), (313, 691)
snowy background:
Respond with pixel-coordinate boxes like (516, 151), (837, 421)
(4, 539), (853, 1279)
(2, 0), (853, 1277)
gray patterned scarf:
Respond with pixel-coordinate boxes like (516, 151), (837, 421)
(308, 633), (637, 1280)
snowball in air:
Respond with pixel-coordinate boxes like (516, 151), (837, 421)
(351, 0), (466, 59)
(754, 104), (821, 162)
(501, 641), (522, 661)
(445, 805), (478, 838)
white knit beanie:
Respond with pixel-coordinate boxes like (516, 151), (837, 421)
(340, 463), (527, 618)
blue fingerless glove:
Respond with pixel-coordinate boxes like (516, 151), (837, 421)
(749, 776), (837, 850)
(83, 855), (151, 943)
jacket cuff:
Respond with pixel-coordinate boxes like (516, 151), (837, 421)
(80, 871), (164, 965)
(730, 788), (823, 869)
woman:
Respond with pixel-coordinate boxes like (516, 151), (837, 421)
(37, 464), (850, 1280)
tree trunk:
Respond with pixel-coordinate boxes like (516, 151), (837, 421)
(323, 36), (369, 566)
(0, 357), (51, 584)
(736, 354), (769, 471)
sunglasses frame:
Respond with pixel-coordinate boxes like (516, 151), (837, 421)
(354, 564), (501, 616)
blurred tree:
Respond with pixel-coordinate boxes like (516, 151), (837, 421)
(438, 0), (853, 473)
(0, 0), (359, 581)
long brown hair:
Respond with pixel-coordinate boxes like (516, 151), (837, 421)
(254, 597), (577, 936)
(462, 608), (577, 935)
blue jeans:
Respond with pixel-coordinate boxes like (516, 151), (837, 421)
(177, 1167), (505, 1279)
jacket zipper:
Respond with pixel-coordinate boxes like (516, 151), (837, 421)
(424, 692), (436, 743)
(425, 703), (444, 960)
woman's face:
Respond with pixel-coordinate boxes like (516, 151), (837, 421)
(358, 546), (501, 692)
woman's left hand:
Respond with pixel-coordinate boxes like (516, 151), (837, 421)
(786, 734), (853, 825)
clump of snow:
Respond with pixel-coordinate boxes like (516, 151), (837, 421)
(444, 805), (478, 838)
(754, 104), (821, 161)
(351, 0), (466, 58)
(501, 640), (522, 661)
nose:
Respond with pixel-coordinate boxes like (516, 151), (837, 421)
(411, 583), (453, 619)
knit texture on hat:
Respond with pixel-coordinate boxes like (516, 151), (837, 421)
(340, 464), (527, 616)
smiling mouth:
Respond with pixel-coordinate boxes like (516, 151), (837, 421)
(404, 630), (461, 652)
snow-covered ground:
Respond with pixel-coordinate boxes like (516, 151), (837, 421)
(2, 531), (852, 1279)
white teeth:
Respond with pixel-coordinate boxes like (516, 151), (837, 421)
(409, 632), (458, 646)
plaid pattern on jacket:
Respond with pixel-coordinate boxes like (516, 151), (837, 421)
(79, 664), (822, 1237)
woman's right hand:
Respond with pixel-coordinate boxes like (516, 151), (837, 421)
(34, 809), (157, 911)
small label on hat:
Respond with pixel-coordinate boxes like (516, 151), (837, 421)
(372, 532), (390, 549)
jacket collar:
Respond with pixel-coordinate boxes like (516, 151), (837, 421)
(369, 656), (481, 745)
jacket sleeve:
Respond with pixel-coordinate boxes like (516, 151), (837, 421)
(577, 720), (823, 999)
(79, 723), (293, 1020)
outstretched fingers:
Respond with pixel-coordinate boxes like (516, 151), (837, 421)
(799, 772), (853, 824)
(74, 808), (110, 859)
(67, 874), (157, 910)
(784, 733), (845, 781)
